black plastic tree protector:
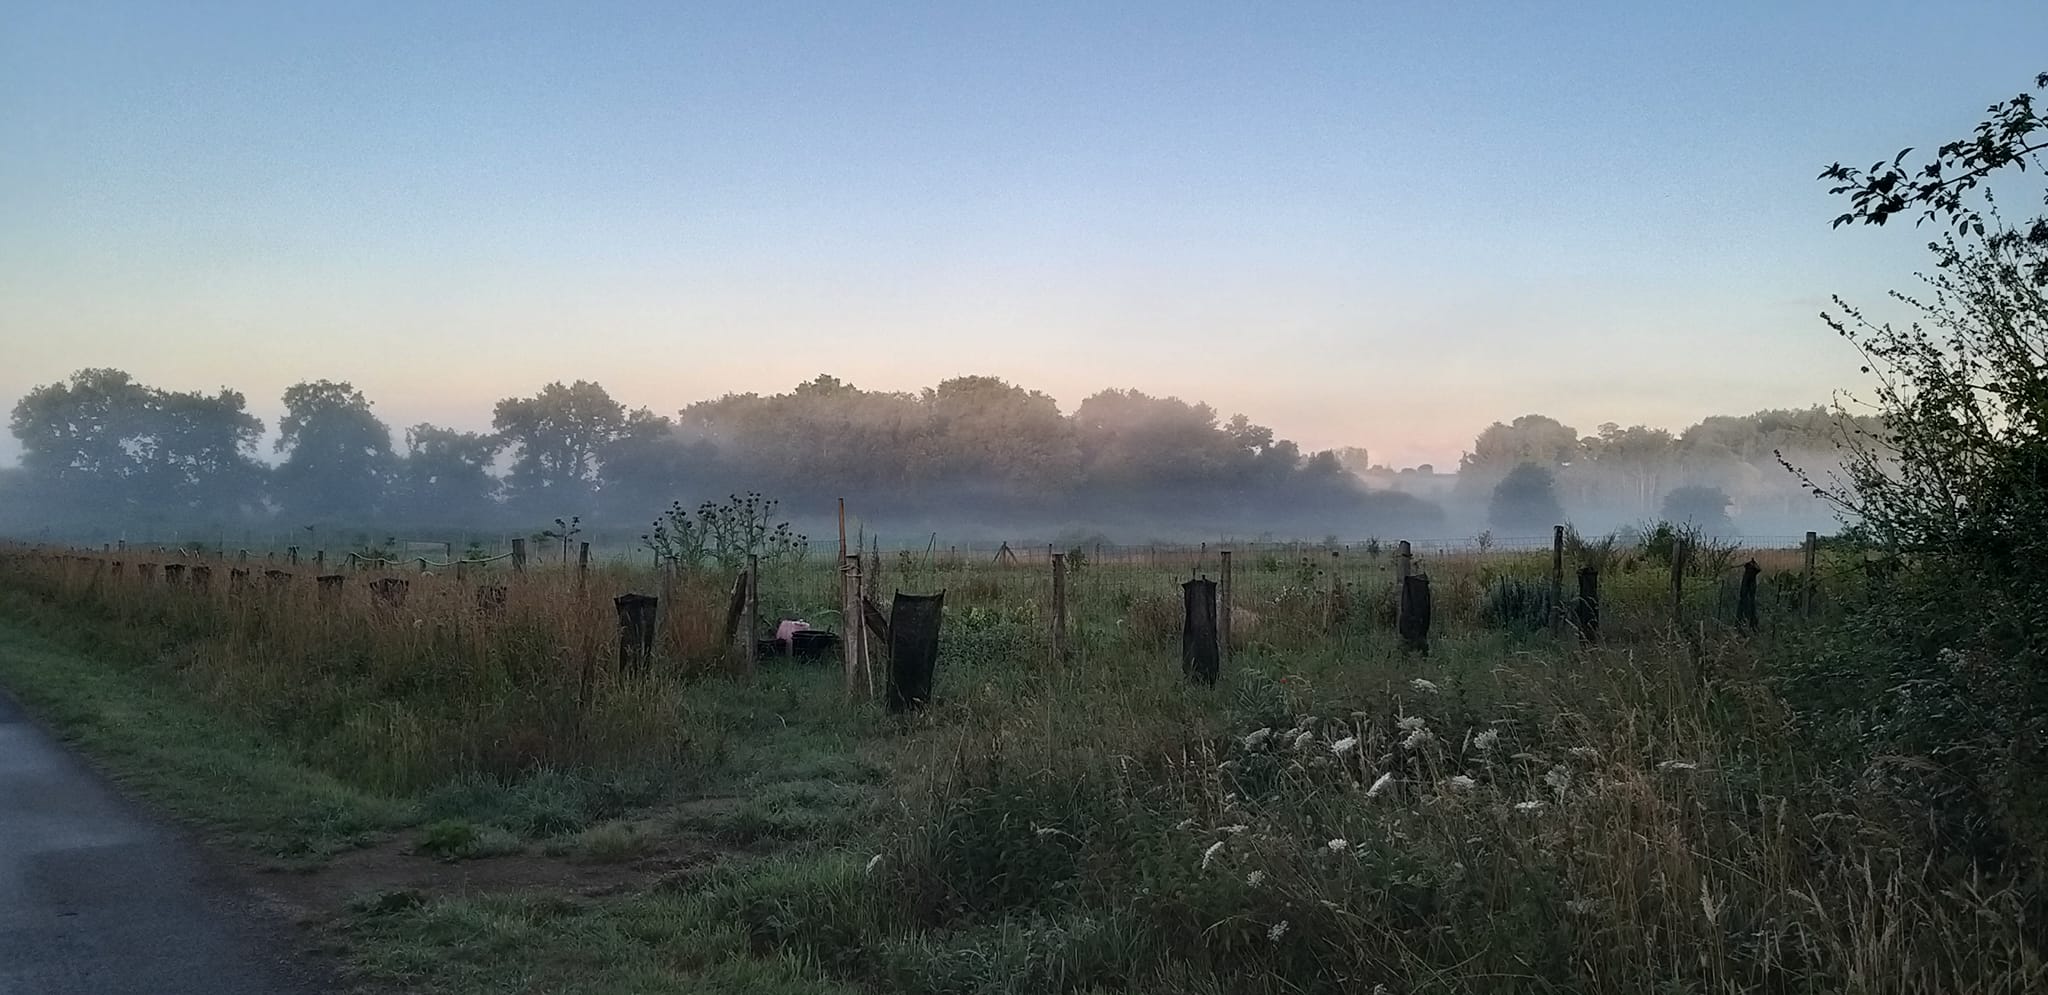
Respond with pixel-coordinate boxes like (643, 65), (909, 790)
(1183, 577), (1219, 686)
(886, 591), (945, 712)
(614, 593), (659, 671)
(1398, 574), (1432, 655)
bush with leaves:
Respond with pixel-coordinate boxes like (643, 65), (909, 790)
(1798, 70), (2048, 870)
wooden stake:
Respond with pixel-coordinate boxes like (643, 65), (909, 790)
(1802, 531), (1818, 619)
(1050, 552), (1069, 665)
(1218, 550), (1233, 665)
(742, 554), (759, 676)
(1670, 538), (1690, 622)
(841, 553), (867, 698)
(1550, 525), (1565, 637)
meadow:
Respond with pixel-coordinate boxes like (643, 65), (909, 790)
(0, 530), (2038, 994)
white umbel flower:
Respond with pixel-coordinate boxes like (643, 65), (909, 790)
(1409, 678), (1441, 693)
(1268, 920), (1290, 942)
(1243, 727), (1273, 750)
(1326, 838), (1350, 853)
(1472, 728), (1501, 752)
(1514, 800), (1547, 812)
(1245, 870), (1266, 887)
(1366, 772), (1396, 798)
(1447, 774), (1477, 791)
(1330, 736), (1359, 757)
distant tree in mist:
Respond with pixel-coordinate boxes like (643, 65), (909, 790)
(1661, 484), (1734, 535)
(1582, 423), (1677, 515)
(1489, 463), (1565, 534)
(274, 380), (394, 522)
(147, 387), (267, 517)
(394, 424), (503, 523)
(9, 368), (157, 518)
(8, 368), (265, 524)
(493, 380), (627, 511)
(1462, 415), (1581, 472)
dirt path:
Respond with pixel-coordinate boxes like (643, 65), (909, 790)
(0, 690), (335, 994)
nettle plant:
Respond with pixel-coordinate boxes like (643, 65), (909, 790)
(642, 492), (807, 572)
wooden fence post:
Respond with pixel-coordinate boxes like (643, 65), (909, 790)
(1324, 549), (1343, 630)
(1670, 538), (1690, 622)
(1394, 540), (1414, 635)
(841, 553), (867, 698)
(511, 538), (526, 574)
(577, 542), (591, 595)
(287, 545), (299, 566)
(1050, 552), (1069, 664)
(1802, 531), (1818, 619)
(742, 554), (759, 675)
(1550, 525), (1565, 637)
(1575, 566), (1599, 642)
(1218, 550), (1233, 665)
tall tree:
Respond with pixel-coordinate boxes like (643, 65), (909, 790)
(493, 380), (627, 510)
(1462, 415), (1582, 472)
(395, 423), (503, 523)
(8, 368), (157, 520)
(273, 380), (394, 521)
(146, 387), (266, 518)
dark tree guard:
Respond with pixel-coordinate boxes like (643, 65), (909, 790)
(1183, 577), (1219, 686)
(1398, 574), (1432, 655)
(615, 593), (659, 672)
(886, 591), (945, 712)
(1574, 567), (1601, 642)
(475, 585), (507, 616)
(370, 576), (409, 607)
(1737, 560), (1761, 629)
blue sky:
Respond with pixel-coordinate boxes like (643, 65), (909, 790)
(2, 1), (2043, 467)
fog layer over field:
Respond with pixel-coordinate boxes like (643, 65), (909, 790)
(1, 369), (1857, 546)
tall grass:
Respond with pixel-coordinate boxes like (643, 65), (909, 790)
(5, 541), (2033, 993)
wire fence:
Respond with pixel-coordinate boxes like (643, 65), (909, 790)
(10, 523), (1835, 685)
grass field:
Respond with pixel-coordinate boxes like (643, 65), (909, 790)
(0, 539), (2039, 994)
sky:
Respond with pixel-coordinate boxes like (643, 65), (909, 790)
(3, 1), (2044, 469)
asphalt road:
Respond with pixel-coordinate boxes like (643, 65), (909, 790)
(0, 691), (330, 994)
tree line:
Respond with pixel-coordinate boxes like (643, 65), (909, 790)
(1434, 410), (1871, 535)
(2, 367), (1862, 540)
(1, 370), (1437, 538)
